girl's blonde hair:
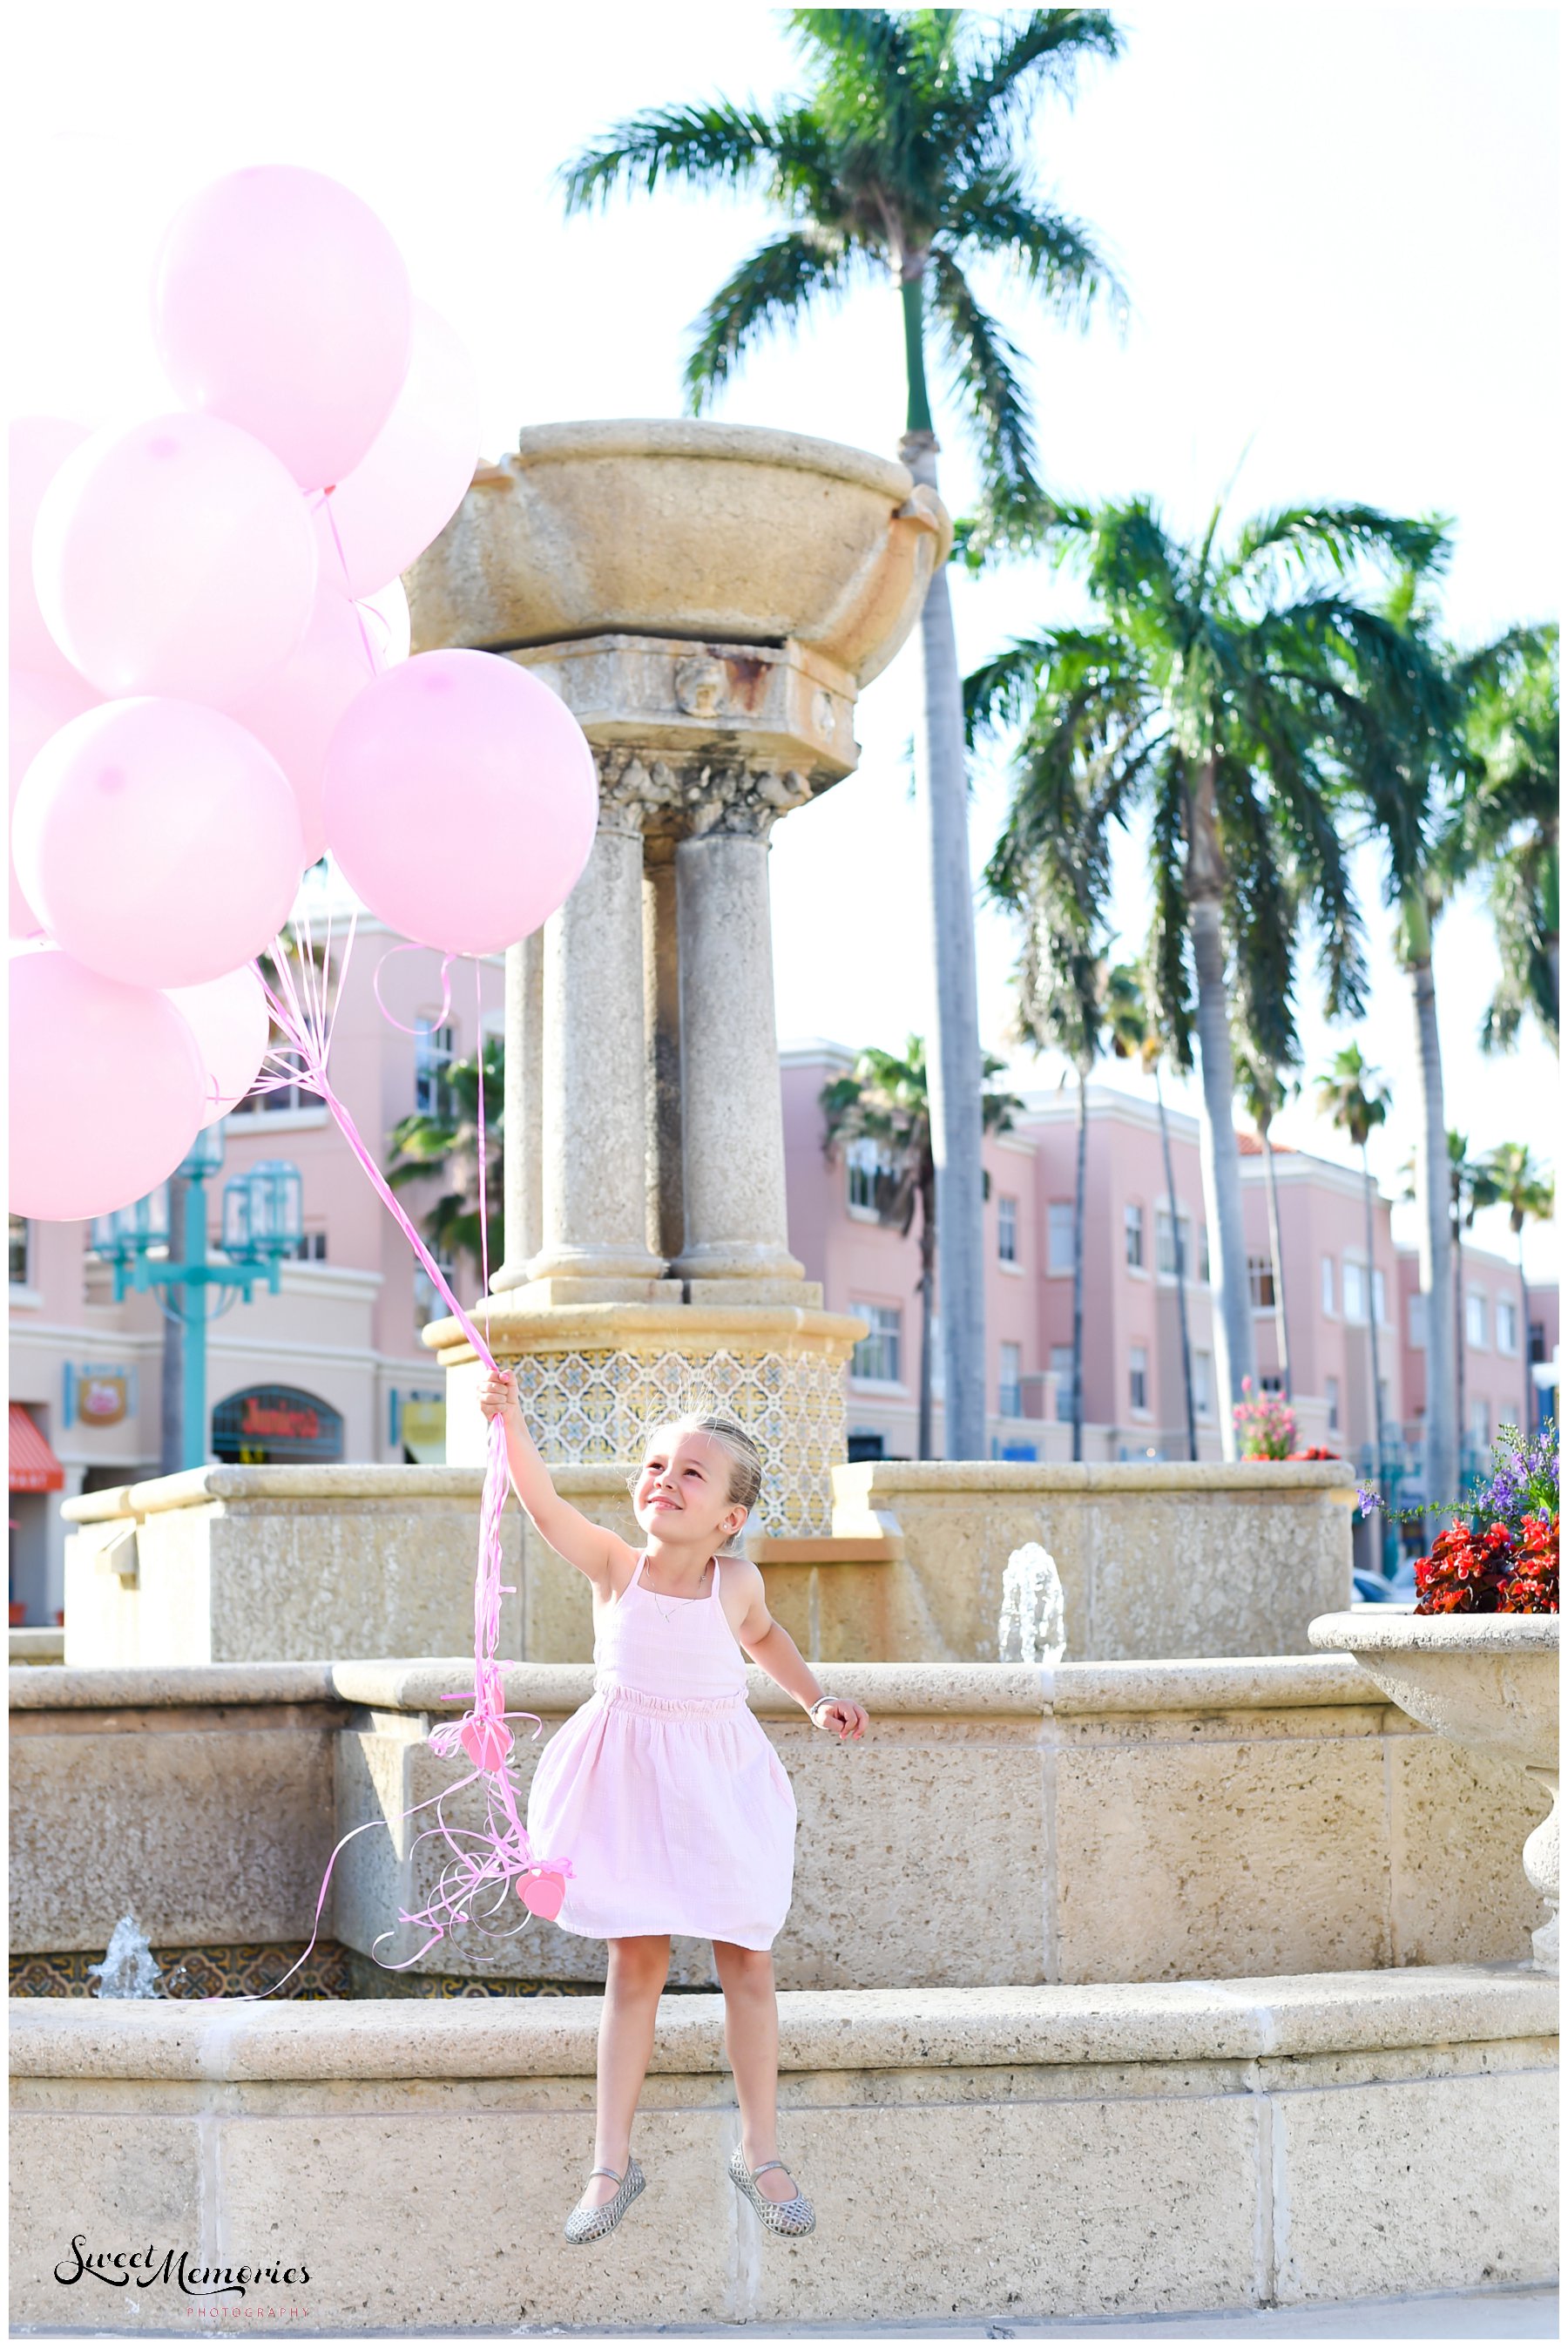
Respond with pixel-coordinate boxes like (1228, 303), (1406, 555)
(632, 1408), (765, 1553)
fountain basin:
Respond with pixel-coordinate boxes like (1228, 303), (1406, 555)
(1310, 1610), (1559, 1972)
(405, 419), (952, 688)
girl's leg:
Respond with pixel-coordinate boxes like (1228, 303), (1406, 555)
(582, 1932), (671, 2208)
(713, 1940), (798, 2204)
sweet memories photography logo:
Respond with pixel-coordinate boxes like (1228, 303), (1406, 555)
(54, 2236), (311, 2300)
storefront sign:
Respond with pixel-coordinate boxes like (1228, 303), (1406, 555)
(63, 1363), (134, 1431)
(213, 1385), (344, 1465)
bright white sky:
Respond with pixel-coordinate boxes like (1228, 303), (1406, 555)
(7, 3), (1559, 1274)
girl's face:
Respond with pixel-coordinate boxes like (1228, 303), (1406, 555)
(632, 1425), (744, 1553)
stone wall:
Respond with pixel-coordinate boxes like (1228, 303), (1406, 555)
(61, 1458), (1353, 1668)
(12, 1658), (1548, 1986)
(10, 1972), (1557, 2329)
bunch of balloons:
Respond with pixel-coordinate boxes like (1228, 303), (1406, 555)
(10, 164), (598, 1223)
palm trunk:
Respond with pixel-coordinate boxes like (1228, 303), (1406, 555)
(1517, 1230), (1534, 1437)
(901, 415), (986, 1461)
(1405, 899), (1456, 1517)
(917, 1178), (936, 1463)
(1260, 1119), (1292, 1401)
(1453, 1201), (1468, 1470)
(1154, 1060), (1197, 1460)
(1071, 1066), (1087, 1464)
(159, 1175), (186, 1477)
(1187, 907), (1257, 1458)
(1361, 1141), (1388, 1478)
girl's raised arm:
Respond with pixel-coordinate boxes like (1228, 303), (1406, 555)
(476, 1368), (627, 1587)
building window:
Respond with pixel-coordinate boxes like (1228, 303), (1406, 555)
(1321, 1255), (1336, 1316)
(1247, 1254), (1276, 1310)
(286, 1230), (328, 1262)
(1192, 1350), (1213, 1418)
(414, 1018), (456, 1118)
(1531, 1320), (1547, 1365)
(9, 1215), (30, 1287)
(1260, 1373), (1284, 1394)
(1497, 1296), (1519, 1355)
(846, 1137), (894, 1220)
(929, 1314), (944, 1399)
(1199, 1227), (1211, 1283)
(850, 1303), (902, 1384)
(1156, 1206), (1193, 1279)
(414, 1251), (459, 1327)
(1047, 1201), (1075, 1275)
(1123, 1202), (1145, 1270)
(1470, 1397), (1490, 1448)
(1465, 1289), (1489, 1350)
(1050, 1345), (1077, 1422)
(998, 1342), (1023, 1418)
(1409, 1291), (1427, 1348)
(1342, 1261), (1367, 1323)
(1128, 1345), (1149, 1415)
(997, 1194), (1018, 1263)
(1325, 1375), (1341, 1432)
(1372, 1267), (1386, 1326)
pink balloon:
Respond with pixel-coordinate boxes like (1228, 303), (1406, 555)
(226, 578), (388, 863)
(33, 414), (317, 704)
(9, 666), (102, 936)
(166, 964), (271, 1126)
(314, 301), (482, 597)
(322, 651), (598, 957)
(360, 580), (411, 666)
(10, 948), (206, 1221)
(10, 418), (90, 678)
(153, 166), (413, 491)
(13, 699), (305, 990)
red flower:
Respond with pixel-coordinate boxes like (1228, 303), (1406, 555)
(1414, 1512), (1559, 1616)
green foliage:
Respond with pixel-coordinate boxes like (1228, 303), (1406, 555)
(387, 1039), (504, 1281)
(1314, 1042), (1389, 1154)
(969, 496), (1436, 1078)
(558, 9), (1125, 528)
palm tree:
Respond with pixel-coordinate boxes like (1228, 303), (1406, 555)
(969, 495), (1439, 1455)
(1446, 1128), (1495, 1470)
(1329, 564), (1544, 1518)
(1450, 627), (1558, 1052)
(821, 1038), (1018, 1458)
(1105, 961), (1196, 1459)
(560, 9), (1125, 1458)
(388, 1039), (504, 1287)
(1238, 1047), (1296, 1404)
(1315, 1045), (1391, 1478)
(1477, 1141), (1556, 1435)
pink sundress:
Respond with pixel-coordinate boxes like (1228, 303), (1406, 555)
(525, 1551), (798, 1950)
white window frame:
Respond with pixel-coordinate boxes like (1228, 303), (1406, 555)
(1247, 1254), (1277, 1312)
(1497, 1294), (1519, 1356)
(1155, 1202), (1195, 1282)
(997, 1193), (1019, 1265)
(9, 1215), (30, 1289)
(414, 1018), (456, 1118)
(1408, 1291), (1427, 1348)
(1321, 1255), (1336, 1316)
(998, 1342), (1023, 1418)
(1124, 1201), (1146, 1273)
(1342, 1258), (1368, 1325)
(1046, 1201), (1075, 1277)
(1128, 1343), (1150, 1417)
(1465, 1289), (1490, 1350)
(1325, 1374), (1341, 1433)
(850, 1302), (903, 1388)
(1192, 1349), (1213, 1418)
(1049, 1345), (1077, 1423)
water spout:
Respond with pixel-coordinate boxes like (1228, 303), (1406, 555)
(88, 1913), (164, 1999)
(998, 1544), (1066, 1664)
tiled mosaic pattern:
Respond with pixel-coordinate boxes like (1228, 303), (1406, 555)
(10, 1944), (609, 2002)
(513, 1345), (845, 1533)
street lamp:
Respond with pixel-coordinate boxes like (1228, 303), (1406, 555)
(91, 1129), (305, 1471)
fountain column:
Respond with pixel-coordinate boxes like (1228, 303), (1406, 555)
(408, 420), (950, 1529)
(674, 788), (807, 1296)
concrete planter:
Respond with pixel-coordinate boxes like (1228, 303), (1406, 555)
(406, 418), (953, 690)
(1311, 1609), (1559, 1972)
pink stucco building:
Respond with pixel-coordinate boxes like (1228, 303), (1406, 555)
(782, 1043), (1558, 1472)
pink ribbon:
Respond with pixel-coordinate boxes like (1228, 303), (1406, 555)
(193, 916), (574, 2001)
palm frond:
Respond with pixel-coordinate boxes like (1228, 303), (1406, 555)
(928, 247), (1042, 530)
(558, 101), (785, 213)
(956, 9), (1124, 160)
(943, 166), (1125, 327)
(1227, 504), (1452, 592)
(683, 228), (860, 409)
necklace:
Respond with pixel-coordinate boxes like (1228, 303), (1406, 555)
(644, 1557), (712, 1624)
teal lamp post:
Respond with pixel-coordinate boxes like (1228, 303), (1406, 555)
(91, 1132), (304, 1470)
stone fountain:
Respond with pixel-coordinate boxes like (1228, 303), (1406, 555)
(408, 420), (951, 1533)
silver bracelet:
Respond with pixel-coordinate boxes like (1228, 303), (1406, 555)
(807, 1695), (834, 1722)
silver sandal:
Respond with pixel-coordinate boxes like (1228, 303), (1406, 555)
(563, 2157), (645, 2244)
(728, 2146), (815, 2236)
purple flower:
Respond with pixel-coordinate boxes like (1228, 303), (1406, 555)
(1357, 1485), (1381, 1520)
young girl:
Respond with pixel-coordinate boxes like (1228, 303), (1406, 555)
(477, 1368), (868, 2247)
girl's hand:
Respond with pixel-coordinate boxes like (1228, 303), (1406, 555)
(477, 1366), (520, 1424)
(813, 1698), (868, 1742)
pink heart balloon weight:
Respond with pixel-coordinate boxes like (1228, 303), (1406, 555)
(517, 1870), (567, 1921)
(457, 1717), (514, 1773)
